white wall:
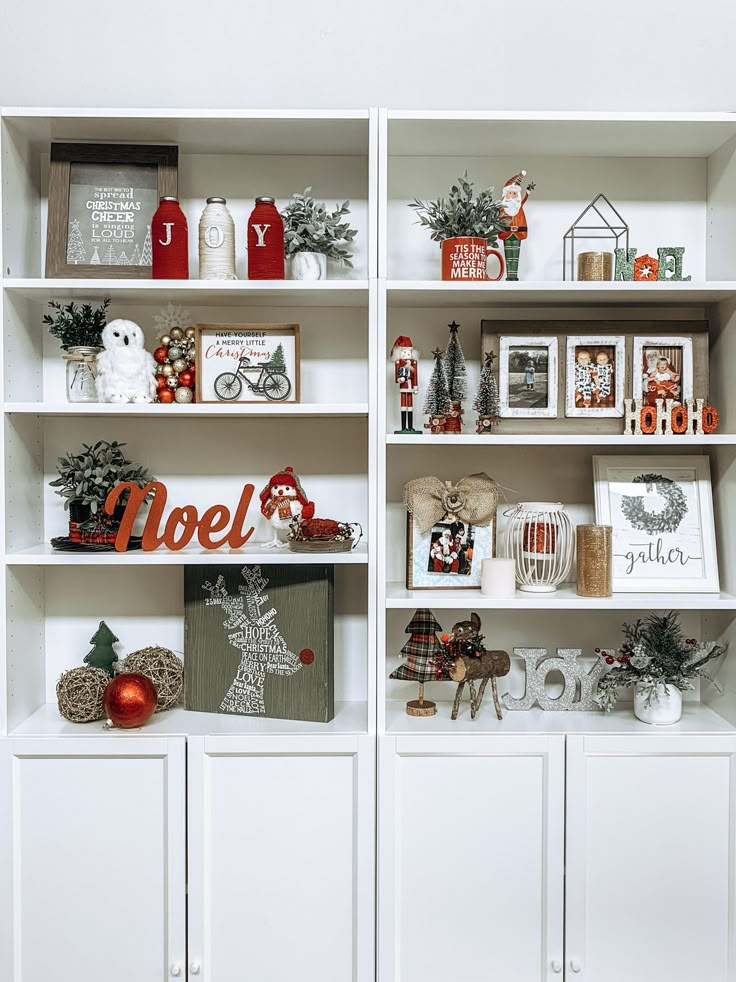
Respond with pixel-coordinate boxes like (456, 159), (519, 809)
(1, 0), (736, 110)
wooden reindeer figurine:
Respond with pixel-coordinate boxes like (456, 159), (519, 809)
(443, 612), (510, 721)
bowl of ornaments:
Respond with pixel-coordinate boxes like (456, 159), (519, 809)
(288, 514), (363, 553)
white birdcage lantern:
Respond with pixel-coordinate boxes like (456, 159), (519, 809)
(503, 502), (574, 593)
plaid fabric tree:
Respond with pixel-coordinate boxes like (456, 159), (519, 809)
(390, 609), (445, 716)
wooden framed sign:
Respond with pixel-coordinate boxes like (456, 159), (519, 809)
(46, 142), (178, 278)
(184, 564), (334, 722)
(195, 323), (300, 404)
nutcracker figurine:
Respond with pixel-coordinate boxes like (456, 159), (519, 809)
(391, 335), (422, 434)
(499, 170), (535, 281)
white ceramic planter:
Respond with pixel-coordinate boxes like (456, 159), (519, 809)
(633, 682), (683, 725)
(290, 251), (327, 280)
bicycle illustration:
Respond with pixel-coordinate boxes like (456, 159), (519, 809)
(214, 356), (292, 402)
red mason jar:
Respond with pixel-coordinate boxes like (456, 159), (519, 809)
(247, 196), (284, 279)
(152, 196), (189, 279)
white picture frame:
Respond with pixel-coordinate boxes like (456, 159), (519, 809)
(593, 454), (719, 594)
(499, 335), (558, 418)
(565, 335), (625, 418)
(407, 517), (495, 589)
(632, 335), (694, 404)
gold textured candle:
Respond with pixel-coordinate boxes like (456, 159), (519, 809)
(576, 525), (612, 597)
(577, 251), (614, 281)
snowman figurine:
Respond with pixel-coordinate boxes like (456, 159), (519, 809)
(259, 466), (315, 548)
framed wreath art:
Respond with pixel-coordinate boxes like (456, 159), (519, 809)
(593, 455), (719, 593)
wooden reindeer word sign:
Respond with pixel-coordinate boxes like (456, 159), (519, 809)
(105, 481), (256, 552)
(623, 398), (718, 436)
(502, 648), (605, 712)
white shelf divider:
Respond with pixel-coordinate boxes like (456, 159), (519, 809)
(7, 543), (370, 566)
(6, 402), (369, 418)
(386, 433), (736, 446)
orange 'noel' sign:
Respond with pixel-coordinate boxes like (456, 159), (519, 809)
(105, 481), (256, 552)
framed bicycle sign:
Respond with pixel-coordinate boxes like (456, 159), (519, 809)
(195, 323), (300, 404)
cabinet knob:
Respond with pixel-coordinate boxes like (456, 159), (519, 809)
(170, 966), (181, 978)
(190, 963), (201, 976)
(570, 959), (582, 973)
(551, 960), (562, 974)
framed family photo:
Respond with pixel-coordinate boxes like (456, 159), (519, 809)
(593, 454), (719, 593)
(406, 516), (495, 589)
(46, 143), (178, 278)
(566, 335), (625, 417)
(196, 323), (300, 404)
(632, 336), (694, 406)
(498, 335), (558, 418)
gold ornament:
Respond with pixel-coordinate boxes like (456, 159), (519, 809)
(172, 358), (187, 373)
(185, 326), (196, 339)
(160, 334), (171, 347)
(187, 347), (196, 363)
(170, 327), (184, 340)
(174, 385), (193, 404)
(161, 363), (174, 377)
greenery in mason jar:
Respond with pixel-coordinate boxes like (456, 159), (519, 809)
(409, 172), (507, 246)
(595, 610), (725, 712)
(282, 189), (358, 265)
(50, 440), (153, 513)
(43, 298), (111, 351)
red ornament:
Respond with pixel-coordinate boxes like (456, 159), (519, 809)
(247, 196), (285, 279)
(178, 370), (193, 388)
(152, 196), (189, 279)
(155, 374), (168, 390)
(103, 673), (157, 728)
(157, 388), (175, 404)
(154, 346), (169, 364)
(299, 648), (315, 665)
(605, 656), (615, 665)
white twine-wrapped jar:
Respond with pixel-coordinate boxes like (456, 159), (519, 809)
(503, 502), (574, 593)
(198, 196), (236, 279)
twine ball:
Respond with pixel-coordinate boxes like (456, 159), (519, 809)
(117, 646), (184, 711)
(56, 666), (110, 723)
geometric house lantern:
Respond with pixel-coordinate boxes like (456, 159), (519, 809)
(562, 193), (630, 280)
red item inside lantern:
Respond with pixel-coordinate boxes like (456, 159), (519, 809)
(522, 521), (556, 554)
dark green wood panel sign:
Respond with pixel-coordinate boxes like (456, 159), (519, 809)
(184, 564), (334, 722)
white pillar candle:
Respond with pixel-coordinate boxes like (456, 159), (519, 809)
(481, 558), (517, 599)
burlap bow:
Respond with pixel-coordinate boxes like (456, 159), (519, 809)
(403, 472), (499, 533)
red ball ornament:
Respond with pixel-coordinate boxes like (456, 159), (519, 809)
(157, 389), (175, 404)
(155, 374), (168, 390)
(153, 346), (169, 364)
(178, 370), (193, 388)
(103, 673), (157, 728)
(605, 656), (615, 665)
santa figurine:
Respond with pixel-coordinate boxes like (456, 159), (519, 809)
(391, 335), (422, 435)
(499, 170), (535, 281)
(259, 466), (315, 548)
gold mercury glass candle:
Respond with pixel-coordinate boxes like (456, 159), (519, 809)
(577, 251), (614, 281)
(576, 525), (612, 597)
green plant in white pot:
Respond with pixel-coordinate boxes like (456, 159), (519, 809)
(282, 188), (358, 280)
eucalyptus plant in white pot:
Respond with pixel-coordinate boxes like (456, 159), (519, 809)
(282, 188), (358, 280)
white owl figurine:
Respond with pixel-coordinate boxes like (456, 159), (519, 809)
(95, 319), (157, 403)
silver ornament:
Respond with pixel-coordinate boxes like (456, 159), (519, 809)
(174, 385), (193, 404)
(168, 345), (183, 360)
(502, 649), (605, 712)
(172, 358), (187, 373)
(187, 347), (196, 363)
(160, 334), (171, 347)
(185, 326), (196, 339)
(170, 327), (184, 340)
(167, 376), (179, 388)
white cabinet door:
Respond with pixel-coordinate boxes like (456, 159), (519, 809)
(566, 734), (736, 982)
(379, 735), (565, 982)
(0, 736), (186, 982)
(187, 734), (375, 982)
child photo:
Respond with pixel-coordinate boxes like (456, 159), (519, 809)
(632, 336), (694, 406)
(498, 336), (558, 418)
(566, 335), (625, 417)
(427, 521), (474, 576)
